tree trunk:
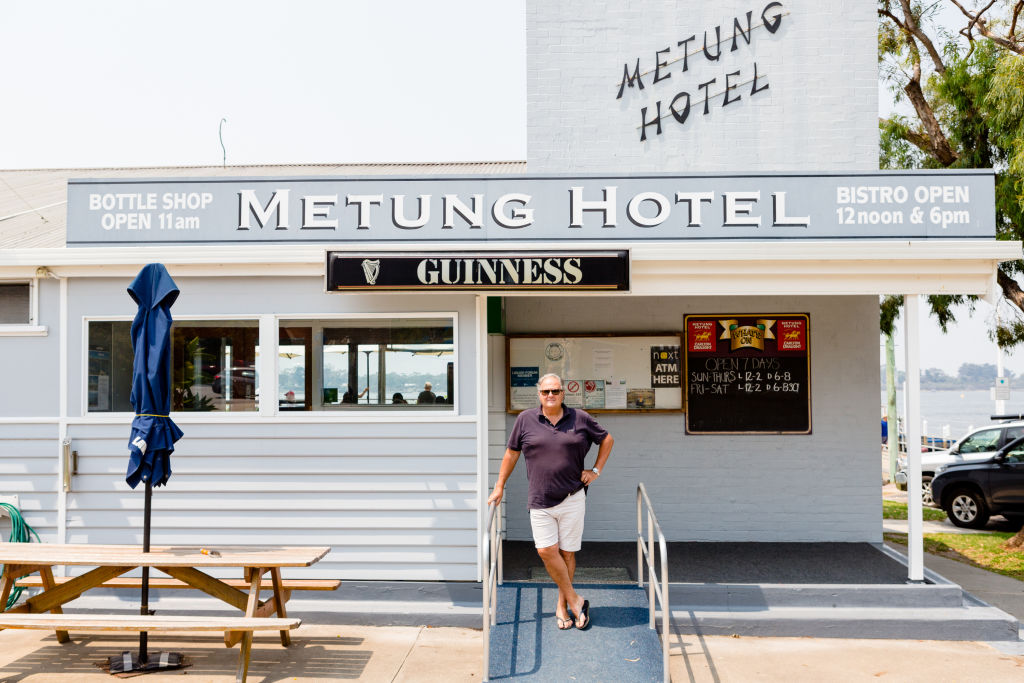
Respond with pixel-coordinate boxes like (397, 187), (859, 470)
(1004, 526), (1024, 549)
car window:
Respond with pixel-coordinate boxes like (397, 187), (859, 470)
(1006, 448), (1024, 464)
(958, 428), (1003, 453)
(1005, 426), (1024, 444)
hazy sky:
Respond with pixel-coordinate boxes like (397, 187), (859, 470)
(0, 1), (526, 167)
(2, 1), (1015, 378)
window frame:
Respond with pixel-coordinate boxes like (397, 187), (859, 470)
(0, 278), (46, 336)
(81, 311), (459, 418)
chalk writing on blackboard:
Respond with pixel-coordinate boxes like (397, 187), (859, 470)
(684, 314), (811, 434)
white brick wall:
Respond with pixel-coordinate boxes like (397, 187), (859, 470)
(500, 295), (880, 542)
(527, 0), (877, 173)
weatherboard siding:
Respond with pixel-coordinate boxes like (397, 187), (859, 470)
(0, 422), (60, 541)
(64, 420), (480, 580)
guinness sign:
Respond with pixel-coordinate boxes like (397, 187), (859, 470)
(326, 251), (629, 291)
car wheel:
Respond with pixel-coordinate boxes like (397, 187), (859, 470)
(921, 475), (935, 507)
(946, 488), (990, 529)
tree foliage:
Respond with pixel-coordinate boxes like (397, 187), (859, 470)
(878, 1), (1024, 342)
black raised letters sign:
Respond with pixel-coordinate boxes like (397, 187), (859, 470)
(326, 251), (629, 291)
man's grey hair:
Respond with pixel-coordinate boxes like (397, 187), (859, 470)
(537, 373), (562, 388)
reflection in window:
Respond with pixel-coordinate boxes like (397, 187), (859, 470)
(958, 428), (1002, 454)
(88, 321), (134, 412)
(281, 318), (454, 410)
(88, 320), (260, 413)
(171, 323), (259, 412)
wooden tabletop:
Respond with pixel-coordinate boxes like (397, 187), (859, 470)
(0, 544), (330, 568)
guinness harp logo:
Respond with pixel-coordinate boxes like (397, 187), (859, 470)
(361, 259), (381, 285)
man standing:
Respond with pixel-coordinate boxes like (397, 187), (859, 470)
(487, 373), (614, 630)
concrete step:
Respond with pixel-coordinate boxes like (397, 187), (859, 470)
(667, 602), (1020, 641)
(668, 581), (965, 608)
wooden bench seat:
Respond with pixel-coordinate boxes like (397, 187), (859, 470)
(15, 576), (341, 591)
(0, 612), (300, 683)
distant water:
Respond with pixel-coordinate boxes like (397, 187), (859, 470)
(885, 389), (1024, 439)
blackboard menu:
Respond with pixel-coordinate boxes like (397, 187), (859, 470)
(684, 314), (811, 434)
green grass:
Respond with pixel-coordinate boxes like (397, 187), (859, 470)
(884, 532), (1024, 581)
(882, 499), (947, 521)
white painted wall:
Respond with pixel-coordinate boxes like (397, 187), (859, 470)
(527, 0), (877, 173)
(499, 295), (879, 542)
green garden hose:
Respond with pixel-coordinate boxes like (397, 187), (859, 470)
(1, 502), (40, 611)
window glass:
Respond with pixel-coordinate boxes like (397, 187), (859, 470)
(1005, 426), (1024, 443)
(88, 321), (134, 412)
(958, 428), (1002, 453)
(281, 317), (454, 410)
(172, 323), (259, 412)
(0, 283), (30, 324)
(87, 320), (259, 412)
(1005, 443), (1024, 463)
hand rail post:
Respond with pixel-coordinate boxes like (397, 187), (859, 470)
(636, 483), (671, 683)
(648, 509), (656, 629)
(636, 487), (644, 589)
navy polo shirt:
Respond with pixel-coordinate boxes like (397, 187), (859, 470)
(507, 406), (608, 510)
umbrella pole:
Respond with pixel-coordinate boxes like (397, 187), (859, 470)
(139, 480), (152, 664)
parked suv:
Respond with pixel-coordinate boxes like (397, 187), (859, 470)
(895, 421), (1024, 507)
(931, 435), (1024, 528)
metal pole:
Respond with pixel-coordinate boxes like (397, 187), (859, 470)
(648, 510), (655, 629)
(139, 481), (152, 663)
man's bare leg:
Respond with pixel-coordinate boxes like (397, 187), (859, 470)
(537, 544), (584, 625)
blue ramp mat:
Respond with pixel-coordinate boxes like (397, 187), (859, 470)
(488, 582), (664, 682)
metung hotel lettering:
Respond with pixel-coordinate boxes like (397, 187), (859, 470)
(236, 186), (810, 232)
(615, 2), (787, 141)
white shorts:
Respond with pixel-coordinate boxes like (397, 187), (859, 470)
(529, 488), (586, 551)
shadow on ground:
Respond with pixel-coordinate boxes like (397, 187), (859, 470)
(0, 633), (372, 681)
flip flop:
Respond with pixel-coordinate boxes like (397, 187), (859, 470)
(556, 615), (574, 630)
(573, 599), (590, 630)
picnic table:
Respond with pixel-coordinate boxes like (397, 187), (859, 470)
(0, 543), (334, 682)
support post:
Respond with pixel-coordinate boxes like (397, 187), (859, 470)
(903, 295), (924, 582)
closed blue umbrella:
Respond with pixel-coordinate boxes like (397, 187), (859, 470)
(126, 263), (183, 489)
(117, 263), (185, 673)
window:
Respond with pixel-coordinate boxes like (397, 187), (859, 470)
(0, 283), (30, 324)
(171, 323), (259, 412)
(957, 428), (1002, 454)
(280, 317), (454, 410)
(87, 319), (260, 413)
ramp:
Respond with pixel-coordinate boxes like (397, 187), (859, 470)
(487, 582), (664, 682)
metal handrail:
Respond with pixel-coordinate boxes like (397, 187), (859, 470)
(636, 483), (670, 683)
(482, 501), (503, 682)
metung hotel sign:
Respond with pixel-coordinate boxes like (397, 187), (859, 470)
(65, 171), (995, 246)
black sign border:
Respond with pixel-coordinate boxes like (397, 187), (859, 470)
(684, 313), (812, 435)
(325, 250), (630, 292)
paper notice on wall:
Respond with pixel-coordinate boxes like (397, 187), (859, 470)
(584, 380), (605, 409)
(510, 366), (540, 410)
(563, 379), (584, 407)
(593, 348), (613, 377)
(605, 378), (628, 409)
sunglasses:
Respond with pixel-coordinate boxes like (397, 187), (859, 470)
(539, 389), (563, 395)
